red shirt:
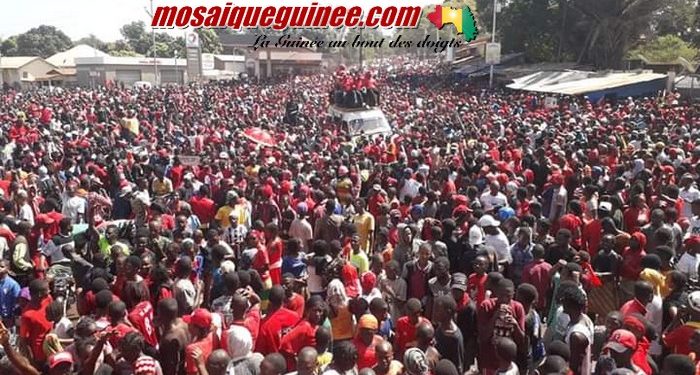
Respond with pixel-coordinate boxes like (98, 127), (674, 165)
(582, 219), (602, 256)
(467, 273), (488, 305)
(128, 301), (158, 347)
(395, 316), (430, 357)
(354, 335), (382, 369)
(477, 299), (526, 371)
(285, 293), (305, 317)
(559, 214), (583, 248)
(255, 307), (300, 355)
(19, 297), (53, 363)
(252, 247), (271, 282)
(268, 238), (284, 285)
(108, 322), (137, 348)
(521, 260), (552, 310)
(279, 320), (318, 370)
(189, 195), (216, 225)
(221, 305), (262, 352)
(620, 247), (646, 280)
(185, 333), (216, 375)
(664, 323), (700, 355)
(342, 263), (360, 298)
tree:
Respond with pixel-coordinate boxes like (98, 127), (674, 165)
(104, 40), (137, 56)
(567, 0), (665, 69)
(13, 25), (72, 57)
(498, 0), (561, 62)
(120, 21), (151, 55)
(75, 34), (106, 50)
(629, 34), (698, 62)
(0, 37), (18, 56)
(653, 0), (695, 38)
(196, 29), (223, 54)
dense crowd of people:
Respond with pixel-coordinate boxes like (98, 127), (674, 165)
(0, 56), (698, 375)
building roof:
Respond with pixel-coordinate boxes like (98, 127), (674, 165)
(47, 44), (108, 67)
(75, 56), (186, 67)
(215, 55), (245, 62)
(0, 56), (40, 69)
(506, 70), (667, 96)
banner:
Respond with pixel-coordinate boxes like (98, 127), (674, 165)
(485, 42), (501, 65)
(179, 155), (201, 166)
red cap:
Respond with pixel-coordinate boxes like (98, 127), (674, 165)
(183, 308), (212, 329)
(604, 329), (637, 353)
(685, 235), (700, 248)
(49, 351), (74, 369)
(361, 272), (377, 291)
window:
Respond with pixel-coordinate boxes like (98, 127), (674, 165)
(22, 71), (28, 79)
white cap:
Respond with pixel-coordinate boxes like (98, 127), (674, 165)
(478, 215), (500, 228)
(469, 225), (484, 246)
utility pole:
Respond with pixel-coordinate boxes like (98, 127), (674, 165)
(0, 50), (3, 89)
(488, 0), (497, 89)
(146, 0), (158, 85)
(359, 28), (364, 69)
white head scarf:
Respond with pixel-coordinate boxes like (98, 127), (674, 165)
(226, 325), (253, 361)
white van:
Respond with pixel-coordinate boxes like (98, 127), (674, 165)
(328, 105), (393, 139)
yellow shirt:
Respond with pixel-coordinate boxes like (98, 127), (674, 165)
(215, 205), (234, 228)
(122, 118), (139, 135)
(354, 212), (375, 251)
(330, 305), (355, 341)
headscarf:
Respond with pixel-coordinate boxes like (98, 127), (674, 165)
(404, 348), (429, 375)
(639, 268), (668, 297)
(327, 279), (349, 308)
(226, 324), (253, 361)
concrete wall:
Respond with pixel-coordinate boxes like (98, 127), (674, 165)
(76, 63), (185, 87)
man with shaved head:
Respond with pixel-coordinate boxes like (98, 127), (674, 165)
(291, 346), (319, 375)
(205, 349), (231, 375)
(373, 340), (403, 375)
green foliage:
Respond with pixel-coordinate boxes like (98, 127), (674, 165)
(196, 29), (223, 54)
(629, 34), (698, 62)
(0, 37), (18, 56)
(653, 0), (696, 38)
(6, 25), (73, 57)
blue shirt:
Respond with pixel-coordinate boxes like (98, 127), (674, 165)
(0, 276), (21, 319)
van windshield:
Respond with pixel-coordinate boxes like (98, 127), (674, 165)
(348, 117), (385, 135)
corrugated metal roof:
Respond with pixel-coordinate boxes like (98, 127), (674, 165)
(507, 70), (667, 95)
(0, 56), (39, 69)
(47, 45), (107, 67)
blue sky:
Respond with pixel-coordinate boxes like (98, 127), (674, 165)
(2, 0), (435, 41)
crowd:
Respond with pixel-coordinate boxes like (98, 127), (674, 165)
(0, 55), (698, 375)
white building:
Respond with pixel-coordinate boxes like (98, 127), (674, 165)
(75, 55), (187, 87)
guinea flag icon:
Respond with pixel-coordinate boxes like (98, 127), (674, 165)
(426, 5), (479, 41)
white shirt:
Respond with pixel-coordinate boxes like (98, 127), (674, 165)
(485, 230), (511, 264)
(289, 218), (313, 250)
(480, 191), (509, 212)
(680, 186), (700, 218)
(549, 186), (568, 221)
(18, 203), (34, 226)
(677, 252), (700, 280)
(687, 216), (700, 239)
(62, 195), (87, 224)
(399, 179), (421, 201)
(645, 294), (663, 356)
